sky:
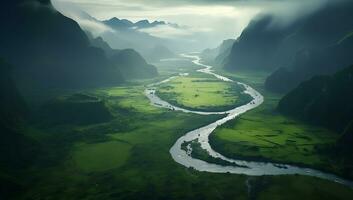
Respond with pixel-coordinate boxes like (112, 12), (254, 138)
(52, 0), (329, 50)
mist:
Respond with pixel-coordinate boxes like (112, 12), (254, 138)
(52, 0), (334, 52)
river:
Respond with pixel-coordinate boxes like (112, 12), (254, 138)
(145, 53), (353, 188)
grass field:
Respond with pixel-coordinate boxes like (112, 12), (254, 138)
(157, 75), (251, 111)
(5, 61), (353, 200)
(209, 69), (342, 174)
(72, 141), (132, 172)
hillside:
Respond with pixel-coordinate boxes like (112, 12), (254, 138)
(224, 14), (296, 71)
(0, 0), (125, 89)
(110, 49), (158, 79)
(278, 65), (353, 132)
(0, 59), (37, 172)
(223, 1), (353, 93)
(201, 39), (235, 65)
(86, 32), (159, 79)
(0, 0), (158, 91)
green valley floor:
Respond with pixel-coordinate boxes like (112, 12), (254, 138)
(2, 60), (353, 200)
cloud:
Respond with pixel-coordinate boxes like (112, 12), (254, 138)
(52, 0), (335, 50)
(138, 24), (211, 39)
(52, 0), (113, 36)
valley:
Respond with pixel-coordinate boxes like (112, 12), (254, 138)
(2, 1), (353, 199)
(3, 55), (352, 200)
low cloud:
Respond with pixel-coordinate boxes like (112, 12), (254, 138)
(52, 0), (113, 36)
(138, 24), (210, 39)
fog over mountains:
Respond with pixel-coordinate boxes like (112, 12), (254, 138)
(222, 0), (353, 93)
(0, 0), (159, 93)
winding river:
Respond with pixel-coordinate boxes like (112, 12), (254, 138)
(145, 53), (353, 188)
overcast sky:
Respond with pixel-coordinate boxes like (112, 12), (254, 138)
(52, 0), (329, 49)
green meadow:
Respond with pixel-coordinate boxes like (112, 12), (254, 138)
(209, 69), (343, 175)
(157, 76), (251, 111)
(7, 62), (353, 200)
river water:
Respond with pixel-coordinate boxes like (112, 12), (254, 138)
(145, 53), (353, 188)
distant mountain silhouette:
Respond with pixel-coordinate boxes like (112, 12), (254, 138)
(86, 32), (159, 79)
(144, 45), (176, 62)
(103, 18), (166, 30)
(110, 49), (158, 79)
(201, 39), (235, 66)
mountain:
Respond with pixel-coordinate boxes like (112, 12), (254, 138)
(0, 0), (159, 91)
(224, 1), (353, 93)
(102, 18), (166, 30)
(144, 45), (176, 62)
(86, 32), (159, 79)
(215, 39), (236, 65)
(223, 14), (297, 71)
(100, 18), (174, 55)
(110, 49), (158, 79)
(201, 39), (235, 66)
(277, 65), (353, 175)
(0, 0), (124, 89)
(278, 65), (353, 133)
(265, 34), (353, 92)
(102, 17), (134, 29)
(265, 1), (353, 93)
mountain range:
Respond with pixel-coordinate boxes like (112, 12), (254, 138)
(102, 17), (167, 30)
(223, 1), (353, 93)
(0, 0), (158, 91)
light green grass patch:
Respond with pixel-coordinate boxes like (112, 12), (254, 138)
(157, 76), (249, 111)
(72, 141), (131, 172)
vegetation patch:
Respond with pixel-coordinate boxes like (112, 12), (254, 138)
(40, 93), (113, 125)
(72, 141), (132, 172)
(156, 76), (252, 112)
(209, 70), (340, 174)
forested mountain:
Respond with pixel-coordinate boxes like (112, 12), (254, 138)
(278, 65), (353, 133)
(0, 0), (122, 89)
(86, 32), (159, 79)
(0, 0), (157, 90)
(110, 49), (158, 79)
(223, 1), (353, 92)
(277, 65), (353, 172)
(223, 14), (297, 71)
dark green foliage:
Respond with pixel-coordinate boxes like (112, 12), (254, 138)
(339, 121), (353, 151)
(266, 35), (353, 93)
(40, 93), (113, 125)
(278, 65), (353, 132)
(0, 59), (38, 169)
